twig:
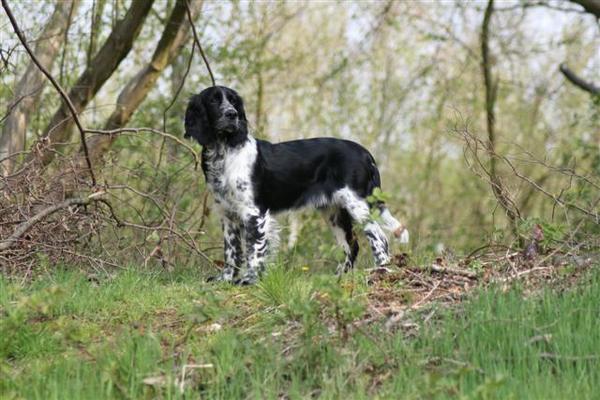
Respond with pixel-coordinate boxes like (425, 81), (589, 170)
(428, 264), (478, 279)
(85, 127), (199, 168)
(0, 191), (106, 252)
(184, 0), (215, 86)
(163, 36), (196, 132)
(497, 266), (552, 283)
(1, 0), (96, 185)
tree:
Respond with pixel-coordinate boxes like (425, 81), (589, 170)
(83, 0), (203, 167)
(28, 0), (155, 168)
(480, 0), (521, 234)
(0, 0), (80, 176)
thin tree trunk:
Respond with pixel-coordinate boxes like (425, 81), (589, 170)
(30, 0), (155, 168)
(87, 0), (108, 67)
(0, 0), (80, 176)
(83, 0), (203, 167)
(480, 0), (521, 232)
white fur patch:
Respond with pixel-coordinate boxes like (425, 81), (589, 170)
(209, 137), (259, 220)
(398, 228), (409, 244)
(379, 207), (401, 231)
(332, 187), (370, 222)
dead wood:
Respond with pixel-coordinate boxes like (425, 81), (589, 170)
(0, 191), (105, 252)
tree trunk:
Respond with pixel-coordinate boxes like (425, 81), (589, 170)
(83, 0), (203, 167)
(480, 0), (521, 232)
(0, 0), (80, 176)
(30, 0), (155, 168)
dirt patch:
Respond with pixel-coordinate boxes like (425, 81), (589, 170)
(364, 249), (598, 331)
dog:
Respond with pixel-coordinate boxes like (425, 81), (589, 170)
(184, 86), (409, 285)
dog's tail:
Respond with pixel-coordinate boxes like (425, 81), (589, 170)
(377, 205), (409, 244)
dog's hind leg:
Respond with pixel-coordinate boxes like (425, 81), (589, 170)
(333, 188), (391, 267)
(363, 221), (391, 266)
(326, 208), (359, 275)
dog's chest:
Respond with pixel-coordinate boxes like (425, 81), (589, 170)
(203, 139), (257, 214)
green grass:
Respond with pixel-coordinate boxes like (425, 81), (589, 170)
(1, 264), (599, 399)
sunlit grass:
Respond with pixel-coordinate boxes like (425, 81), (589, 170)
(1, 264), (599, 399)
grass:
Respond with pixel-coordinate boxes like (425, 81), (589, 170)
(1, 263), (599, 399)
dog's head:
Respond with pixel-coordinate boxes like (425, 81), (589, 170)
(184, 86), (248, 147)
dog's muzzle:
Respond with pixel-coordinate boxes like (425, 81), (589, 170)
(216, 117), (239, 133)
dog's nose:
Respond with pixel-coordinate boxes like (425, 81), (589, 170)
(224, 109), (237, 120)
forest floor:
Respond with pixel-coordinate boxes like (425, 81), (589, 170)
(1, 250), (599, 399)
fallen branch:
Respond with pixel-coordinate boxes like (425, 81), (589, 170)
(427, 264), (478, 279)
(0, 191), (106, 252)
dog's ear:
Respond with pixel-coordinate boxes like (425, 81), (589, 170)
(184, 94), (214, 146)
(232, 91), (247, 124)
(231, 90), (249, 140)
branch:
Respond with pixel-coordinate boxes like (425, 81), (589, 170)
(428, 264), (478, 279)
(568, 0), (600, 17)
(1, 0), (96, 185)
(559, 63), (600, 95)
(495, 1), (590, 14)
(84, 127), (199, 168)
(185, 0), (215, 86)
(0, 191), (106, 252)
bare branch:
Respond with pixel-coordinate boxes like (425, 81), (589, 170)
(185, 0), (215, 86)
(84, 127), (199, 168)
(559, 63), (600, 95)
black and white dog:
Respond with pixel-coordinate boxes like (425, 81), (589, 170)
(185, 86), (408, 285)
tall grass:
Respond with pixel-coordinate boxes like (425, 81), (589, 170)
(1, 265), (598, 399)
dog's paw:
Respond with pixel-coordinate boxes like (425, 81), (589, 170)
(398, 228), (409, 244)
(234, 274), (259, 286)
(335, 262), (353, 276)
(394, 226), (409, 244)
(206, 273), (233, 283)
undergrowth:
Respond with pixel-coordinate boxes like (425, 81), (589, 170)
(1, 263), (599, 399)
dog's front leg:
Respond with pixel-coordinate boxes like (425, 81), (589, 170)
(236, 210), (268, 285)
(208, 216), (243, 282)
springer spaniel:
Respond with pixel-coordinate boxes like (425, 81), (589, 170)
(185, 86), (409, 285)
